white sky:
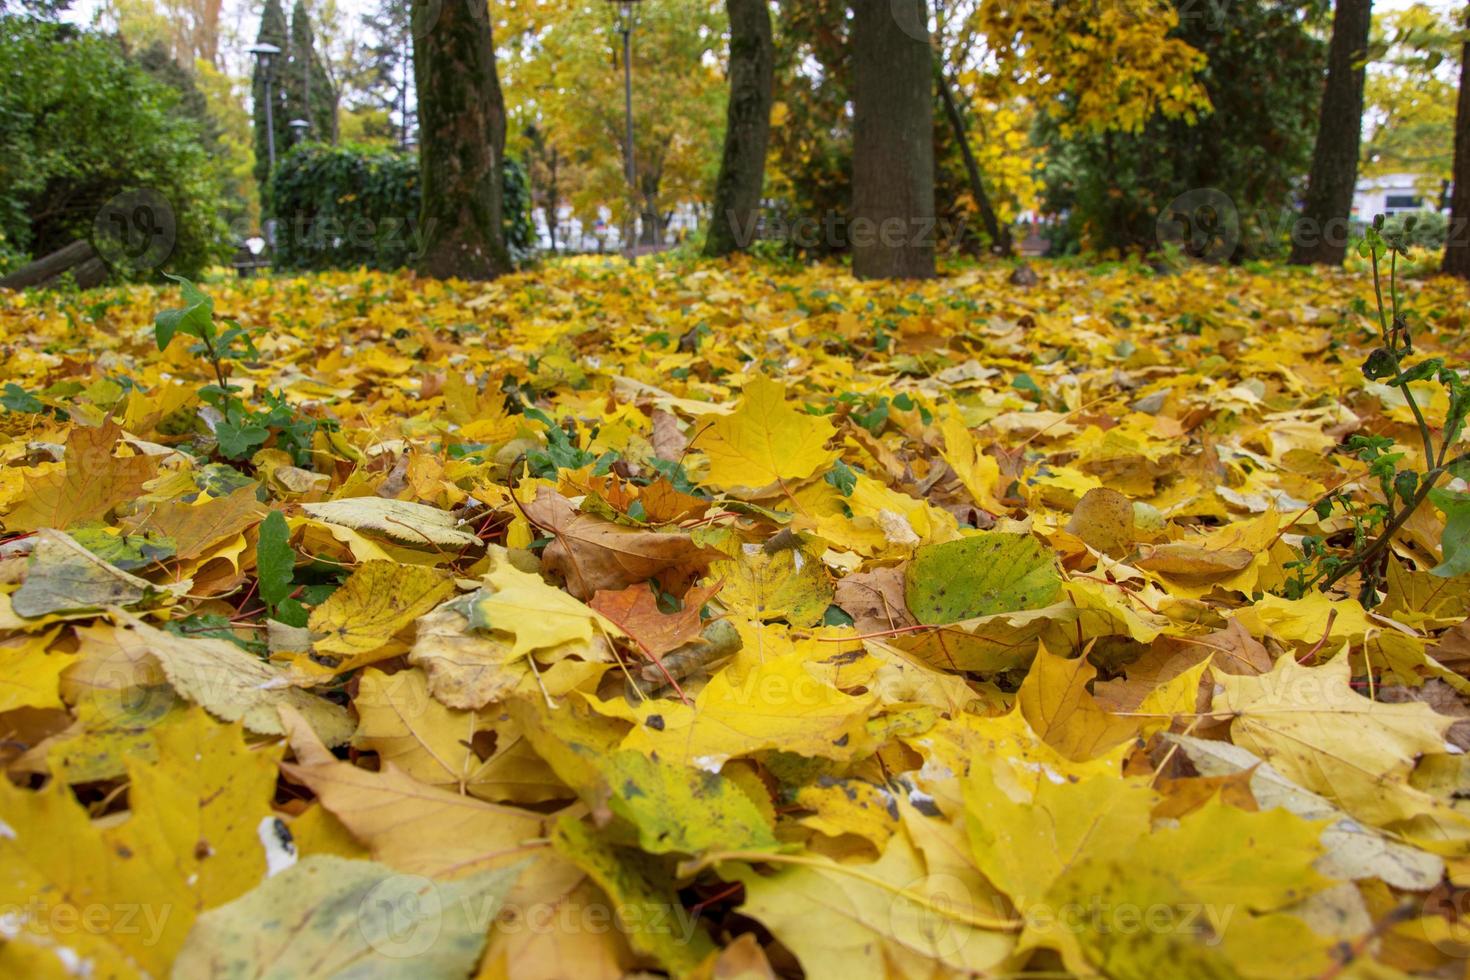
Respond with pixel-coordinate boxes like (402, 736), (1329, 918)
(64, 0), (1449, 76)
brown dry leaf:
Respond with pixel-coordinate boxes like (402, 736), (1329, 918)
(1095, 619), (1268, 711)
(525, 487), (723, 600)
(638, 477), (710, 524)
(832, 565), (916, 634)
(1431, 619), (1470, 674)
(121, 484), (266, 560)
(1135, 542), (1255, 580)
(279, 706), (548, 878)
(1066, 487), (1136, 556)
(589, 581), (720, 657)
(3, 419), (158, 532)
(650, 409), (688, 462)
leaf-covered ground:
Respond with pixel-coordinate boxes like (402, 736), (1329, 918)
(2, 256), (1469, 978)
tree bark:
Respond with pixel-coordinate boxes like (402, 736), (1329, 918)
(412, 0), (511, 280)
(1444, 9), (1470, 279)
(1289, 0), (1373, 266)
(850, 0), (936, 279)
(705, 0), (775, 258)
(936, 66), (1011, 257)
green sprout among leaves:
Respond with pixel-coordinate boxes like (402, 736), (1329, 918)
(153, 275), (325, 467)
(1286, 215), (1470, 606)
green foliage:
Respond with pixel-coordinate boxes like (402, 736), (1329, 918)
(1042, 0), (1323, 258)
(1285, 216), (1470, 605)
(270, 143), (536, 271)
(256, 510), (308, 625)
(283, 0), (336, 142)
(0, 18), (231, 278)
(1382, 211), (1449, 250)
(153, 276), (325, 468)
(765, 0), (851, 258)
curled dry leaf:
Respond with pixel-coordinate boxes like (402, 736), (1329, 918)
(525, 487), (724, 600)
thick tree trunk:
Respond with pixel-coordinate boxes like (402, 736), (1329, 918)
(1444, 14), (1470, 279)
(936, 67), (1011, 257)
(411, 0), (511, 280)
(1289, 0), (1372, 266)
(705, 0), (775, 258)
(850, 0), (936, 279)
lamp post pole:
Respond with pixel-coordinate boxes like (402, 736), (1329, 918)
(607, 0), (642, 264)
(250, 44), (282, 173)
(621, 20), (636, 264)
(249, 43), (283, 248)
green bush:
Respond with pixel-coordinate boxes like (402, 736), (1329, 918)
(270, 143), (536, 272)
(1381, 211), (1448, 251)
(1042, 0), (1323, 260)
(0, 17), (231, 279)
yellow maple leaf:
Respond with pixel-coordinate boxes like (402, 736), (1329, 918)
(309, 560), (455, 662)
(0, 710), (280, 976)
(696, 376), (836, 492)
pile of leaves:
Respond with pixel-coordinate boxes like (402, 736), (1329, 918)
(1, 253), (1469, 978)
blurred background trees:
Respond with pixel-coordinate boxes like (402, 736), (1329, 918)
(1, 0), (1467, 281)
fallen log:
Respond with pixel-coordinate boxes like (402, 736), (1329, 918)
(0, 240), (103, 290)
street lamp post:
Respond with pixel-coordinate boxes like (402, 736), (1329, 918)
(289, 118), (311, 145)
(248, 43), (282, 174)
(249, 43), (282, 249)
(607, 1), (642, 264)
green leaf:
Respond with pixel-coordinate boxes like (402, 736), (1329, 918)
(1429, 488), (1470, 580)
(0, 383), (44, 414)
(69, 524), (176, 571)
(173, 856), (522, 979)
(215, 417), (270, 459)
(153, 274), (214, 351)
(551, 817), (715, 974)
(256, 510), (296, 614)
(1391, 357), (1444, 386)
(905, 532), (1063, 625)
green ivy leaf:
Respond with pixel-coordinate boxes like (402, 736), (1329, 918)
(1429, 488), (1470, 580)
(215, 417), (270, 459)
(0, 383), (43, 414)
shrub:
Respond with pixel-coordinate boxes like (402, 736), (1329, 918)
(0, 17), (231, 279)
(1381, 211), (1448, 251)
(269, 143), (536, 272)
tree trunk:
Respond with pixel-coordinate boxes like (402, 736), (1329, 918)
(850, 0), (936, 279)
(1444, 10), (1470, 279)
(936, 66), (1011, 257)
(1289, 0), (1372, 266)
(411, 0), (511, 280)
(705, 0), (775, 258)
